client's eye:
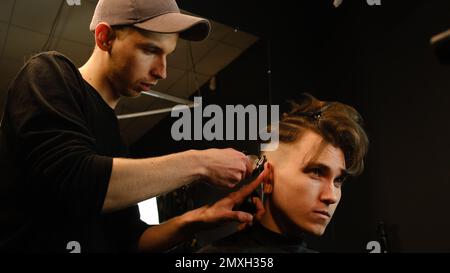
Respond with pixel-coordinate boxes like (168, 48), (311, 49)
(310, 168), (322, 178)
(334, 176), (347, 188)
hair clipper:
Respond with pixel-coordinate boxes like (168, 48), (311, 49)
(234, 155), (266, 215)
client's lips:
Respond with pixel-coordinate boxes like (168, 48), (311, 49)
(313, 210), (331, 218)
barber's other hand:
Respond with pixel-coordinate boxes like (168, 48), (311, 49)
(198, 148), (253, 188)
(183, 163), (270, 233)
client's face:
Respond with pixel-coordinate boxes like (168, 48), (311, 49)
(261, 130), (347, 236)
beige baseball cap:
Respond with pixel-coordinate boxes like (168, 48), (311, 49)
(89, 0), (211, 41)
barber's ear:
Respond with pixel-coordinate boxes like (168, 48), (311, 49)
(95, 23), (114, 51)
(263, 162), (274, 194)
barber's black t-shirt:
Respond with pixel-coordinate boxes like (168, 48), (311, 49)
(0, 52), (148, 252)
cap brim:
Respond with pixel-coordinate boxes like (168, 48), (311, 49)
(133, 12), (211, 42)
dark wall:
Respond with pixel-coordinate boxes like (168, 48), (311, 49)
(307, 0), (450, 252)
(131, 0), (450, 252)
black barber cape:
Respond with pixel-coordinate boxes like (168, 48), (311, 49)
(0, 52), (148, 252)
(197, 222), (317, 253)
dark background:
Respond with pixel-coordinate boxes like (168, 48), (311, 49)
(130, 0), (450, 252)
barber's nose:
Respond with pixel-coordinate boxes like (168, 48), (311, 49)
(150, 57), (167, 80)
(320, 181), (339, 205)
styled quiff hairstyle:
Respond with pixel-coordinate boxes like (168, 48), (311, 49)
(270, 93), (369, 176)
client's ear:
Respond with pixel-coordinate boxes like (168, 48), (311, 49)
(263, 162), (274, 194)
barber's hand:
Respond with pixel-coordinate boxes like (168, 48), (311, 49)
(183, 163), (270, 233)
(199, 148), (253, 188)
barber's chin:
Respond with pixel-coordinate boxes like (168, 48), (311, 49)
(124, 88), (142, 98)
(131, 91), (142, 98)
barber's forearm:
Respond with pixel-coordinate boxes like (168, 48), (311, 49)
(137, 214), (193, 252)
(102, 150), (205, 213)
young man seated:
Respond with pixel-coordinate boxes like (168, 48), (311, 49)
(198, 94), (369, 253)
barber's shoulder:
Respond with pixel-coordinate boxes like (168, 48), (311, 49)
(26, 51), (76, 71)
(14, 51), (82, 88)
(7, 51), (85, 101)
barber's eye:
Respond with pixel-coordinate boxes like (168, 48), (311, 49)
(143, 48), (156, 55)
(141, 47), (159, 55)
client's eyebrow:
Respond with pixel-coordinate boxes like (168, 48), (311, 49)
(303, 162), (347, 180)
